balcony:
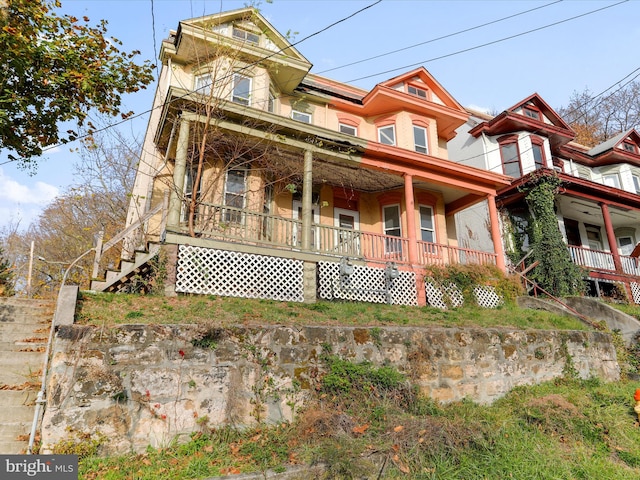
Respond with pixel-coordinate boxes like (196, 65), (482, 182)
(568, 245), (640, 277)
(179, 201), (497, 268)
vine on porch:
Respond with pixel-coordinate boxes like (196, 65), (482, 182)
(517, 172), (585, 297)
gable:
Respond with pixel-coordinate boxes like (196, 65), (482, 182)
(505, 93), (573, 131)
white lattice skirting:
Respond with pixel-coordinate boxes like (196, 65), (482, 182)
(631, 282), (640, 304)
(317, 261), (418, 305)
(425, 282), (504, 309)
(176, 245), (305, 302)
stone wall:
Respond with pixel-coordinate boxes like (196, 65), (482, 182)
(41, 324), (620, 454)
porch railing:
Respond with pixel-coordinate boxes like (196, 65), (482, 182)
(185, 202), (496, 267)
(568, 245), (616, 271)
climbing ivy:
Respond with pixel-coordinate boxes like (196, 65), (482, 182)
(521, 172), (585, 297)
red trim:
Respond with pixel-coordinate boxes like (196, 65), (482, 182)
(498, 135), (522, 177)
(416, 191), (437, 206)
(377, 191), (403, 205)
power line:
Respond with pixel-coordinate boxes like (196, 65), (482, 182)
(150, 0), (159, 79)
(346, 0), (628, 84)
(317, 0), (563, 75)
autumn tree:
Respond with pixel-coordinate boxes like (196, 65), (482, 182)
(0, 0), (154, 168)
(0, 245), (14, 297)
(6, 131), (138, 295)
(559, 81), (640, 147)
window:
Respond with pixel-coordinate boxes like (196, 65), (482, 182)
(531, 138), (546, 170)
(407, 85), (427, 99)
(182, 167), (202, 221)
(413, 125), (428, 154)
(378, 125), (396, 145)
(419, 205), (435, 242)
(499, 138), (522, 177)
(603, 174), (621, 189)
(339, 123), (357, 136)
(622, 142), (637, 154)
(383, 204), (402, 255)
(633, 175), (640, 194)
(195, 74), (212, 95)
(267, 91), (275, 113)
(232, 74), (251, 105)
(232, 27), (259, 44)
(585, 224), (603, 250)
(223, 167), (247, 222)
(618, 236), (635, 256)
(523, 106), (541, 121)
(291, 110), (311, 123)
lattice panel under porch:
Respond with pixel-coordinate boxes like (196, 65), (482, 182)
(176, 245), (305, 302)
(631, 282), (640, 304)
(317, 262), (418, 306)
(425, 282), (504, 309)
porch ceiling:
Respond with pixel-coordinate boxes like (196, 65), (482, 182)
(557, 195), (640, 229)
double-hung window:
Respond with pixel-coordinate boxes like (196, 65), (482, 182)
(232, 74), (251, 106)
(413, 125), (428, 154)
(182, 167), (202, 222)
(531, 137), (546, 170)
(232, 27), (259, 45)
(419, 205), (435, 243)
(223, 167), (247, 223)
(603, 173), (621, 189)
(407, 85), (427, 99)
(499, 137), (521, 177)
(633, 175), (640, 194)
(378, 125), (395, 145)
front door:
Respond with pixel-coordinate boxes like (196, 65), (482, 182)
(292, 200), (319, 249)
(334, 208), (360, 256)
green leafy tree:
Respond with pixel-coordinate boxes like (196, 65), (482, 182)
(0, 246), (15, 297)
(0, 0), (154, 167)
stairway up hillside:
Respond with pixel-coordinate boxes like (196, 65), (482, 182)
(0, 297), (53, 453)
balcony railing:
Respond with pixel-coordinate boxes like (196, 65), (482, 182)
(568, 245), (616, 271)
(181, 202), (498, 267)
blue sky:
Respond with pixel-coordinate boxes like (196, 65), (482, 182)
(2, 0), (639, 232)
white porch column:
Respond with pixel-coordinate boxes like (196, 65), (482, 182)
(301, 150), (313, 251)
(166, 116), (190, 229)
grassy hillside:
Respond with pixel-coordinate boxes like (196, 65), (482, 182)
(71, 293), (640, 479)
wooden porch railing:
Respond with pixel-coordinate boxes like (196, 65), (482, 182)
(187, 202), (497, 267)
(568, 245), (616, 271)
(92, 192), (169, 279)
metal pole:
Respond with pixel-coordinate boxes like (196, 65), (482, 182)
(26, 241), (34, 298)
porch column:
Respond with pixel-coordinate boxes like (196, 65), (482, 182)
(166, 116), (190, 229)
(487, 194), (506, 272)
(403, 174), (418, 265)
(301, 149), (313, 251)
(600, 202), (623, 272)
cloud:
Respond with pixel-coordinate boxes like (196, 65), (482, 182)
(0, 168), (59, 205)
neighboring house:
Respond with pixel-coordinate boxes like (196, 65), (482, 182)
(91, 8), (511, 306)
(449, 93), (640, 303)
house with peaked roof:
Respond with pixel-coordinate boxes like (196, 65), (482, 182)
(449, 93), (640, 303)
(90, 7), (511, 306)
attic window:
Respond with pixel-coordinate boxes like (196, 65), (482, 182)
(622, 142), (637, 154)
(523, 106), (541, 121)
(232, 27), (259, 45)
(407, 85), (427, 99)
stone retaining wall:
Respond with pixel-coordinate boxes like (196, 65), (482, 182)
(41, 324), (620, 454)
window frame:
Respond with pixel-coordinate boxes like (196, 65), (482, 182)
(603, 173), (621, 189)
(182, 167), (203, 222)
(231, 73), (252, 106)
(407, 84), (428, 99)
(232, 27), (259, 45)
(633, 175), (640, 194)
(498, 136), (522, 177)
(418, 205), (435, 243)
(622, 141), (637, 154)
(223, 166), (248, 223)
(413, 125), (428, 154)
(530, 136), (546, 170)
(194, 73), (213, 96)
(339, 123), (357, 136)
(378, 125), (396, 146)
(522, 105), (542, 121)
(291, 110), (312, 123)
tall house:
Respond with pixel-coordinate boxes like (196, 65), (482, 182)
(449, 93), (640, 302)
(95, 8), (511, 306)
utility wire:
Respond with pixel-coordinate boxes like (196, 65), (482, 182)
(150, 0), (159, 78)
(346, 0), (628, 84)
(317, 0), (563, 75)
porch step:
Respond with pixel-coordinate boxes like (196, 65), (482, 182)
(91, 243), (161, 293)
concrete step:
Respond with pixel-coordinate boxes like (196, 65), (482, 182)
(0, 371), (41, 386)
(0, 440), (30, 455)
(0, 298), (53, 308)
(0, 406), (36, 423)
(0, 391), (38, 407)
(0, 352), (46, 370)
(0, 331), (49, 344)
(0, 311), (53, 323)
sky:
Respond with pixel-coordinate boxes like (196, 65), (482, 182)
(2, 0), (639, 233)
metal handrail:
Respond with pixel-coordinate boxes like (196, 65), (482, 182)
(27, 247), (96, 454)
